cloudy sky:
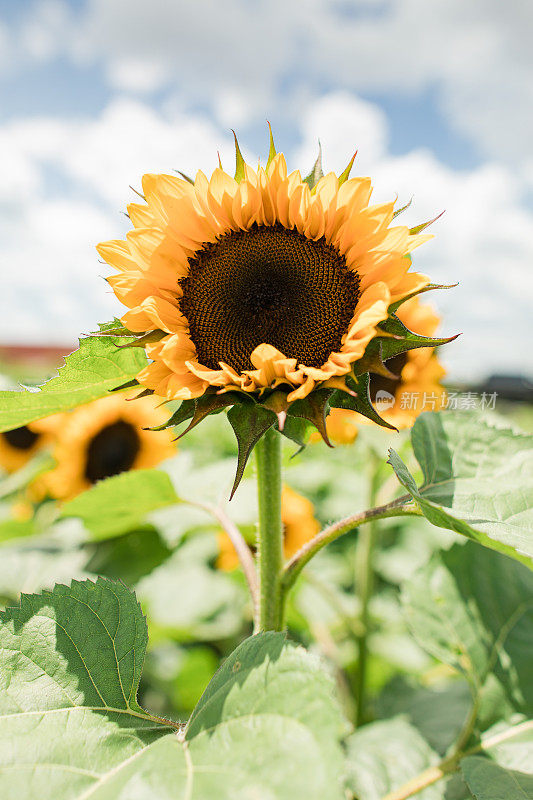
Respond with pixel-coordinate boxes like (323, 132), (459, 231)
(1, 0), (532, 381)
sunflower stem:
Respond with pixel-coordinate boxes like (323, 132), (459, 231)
(255, 426), (284, 632)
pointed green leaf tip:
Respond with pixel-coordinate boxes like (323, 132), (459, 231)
(232, 130), (246, 182)
(227, 403), (277, 498)
(304, 141), (324, 190)
(409, 210), (444, 235)
(266, 121), (276, 169)
(337, 152), (357, 187)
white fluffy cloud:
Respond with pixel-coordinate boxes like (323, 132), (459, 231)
(15, 0), (527, 166)
(0, 91), (531, 379)
(0, 100), (236, 343)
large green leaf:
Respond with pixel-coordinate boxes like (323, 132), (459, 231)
(377, 676), (472, 755)
(61, 469), (179, 539)
(0, 578), (346, 799)
(344, 717), (443, 800)
(461, 723), (533, 800)
(0, 336), (147, 432)
(402, 543), (533, 723)
(461, 756), (533, 800)
(389, 411), (533, 566)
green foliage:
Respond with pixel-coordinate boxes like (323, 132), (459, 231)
(461, 756), (533, 800)
(389, 411), (533, 566)
(402, 542), (533, 721)
(61, 469), (179, 539)
(137, 536), (247, 641)
(344, 718), (442, 800)
(227, 402), (277, 497)
(0, 336), (147, 432)
(0, 578), (346, 799)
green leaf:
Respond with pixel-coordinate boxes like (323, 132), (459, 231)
(232, 129), (246, 182)
(402, 542), (533, 720)
(227, 402), (277, 498)
(344, 717), (443, 800)
(288, 388), (335, 445)
(172, 391), (246, 440)
(148, 398), (196, 431)
(378, 312), (458, 360)
(377, 676), (472, 755)
(85, 526), (172, 585)
(303, 142), (324, 190)
(461, 756), (533, 800)
(0, 518), (36, 544)
(332, 373), (397, 431)
(266, 120), (277, 168)
(61, 468), (179, 539)
(0, 579), (346, 799)
(0, 336), (147, 432)
(0, 577), (149, 712)
(389, 411), (533, 566)
(0, 544), (91, 602)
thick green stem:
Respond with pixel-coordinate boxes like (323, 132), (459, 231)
(255, 426), (284, 632)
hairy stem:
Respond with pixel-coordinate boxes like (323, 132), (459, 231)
(255, 426), (284, 631)
(281, 496), (418, 595)
(194, 500), (260, 628)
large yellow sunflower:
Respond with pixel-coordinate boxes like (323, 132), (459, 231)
(0, 416), (61, 473)
(98, 138), (433, 405)
(326, 296), (446, 442)
(42, 393), (176, 501)
(217, 485), (320, 571)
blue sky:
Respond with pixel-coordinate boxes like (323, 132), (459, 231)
(1, 0), (532, 381)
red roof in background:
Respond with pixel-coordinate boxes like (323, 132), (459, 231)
(0, 344), (74, 364)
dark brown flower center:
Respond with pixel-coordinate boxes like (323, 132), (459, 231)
(84, 420), (140, 483)
(3, 426), (40, 451)
(179, 223), (360, 373)
(369, 353), (408, 401)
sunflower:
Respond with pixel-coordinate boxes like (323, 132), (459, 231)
(217, 485), (320, 571)
(97, 133), (454, 486)
(0, 416), (61, 473)
(325, 296), (446, 441)
(42, 393), (176, 501)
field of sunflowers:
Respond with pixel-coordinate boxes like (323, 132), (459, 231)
(0, 137), (532, 800)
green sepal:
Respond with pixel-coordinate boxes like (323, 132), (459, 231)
(130, 388), (154, 400)
(266, 122), (276, 169)
(233, 130), (246, 182)
(303, 142), (324, 191)
(110, 378), (141, 393)
(146, 398), (197, 431)
(409, 211), (444, 234)
(115, 331), (166, 349)
(278, 415), (311, 453)
(388, 282), (458, 314)
(378, 313), (459, 361)
(330, 374), (397, 431)
(351, 338), (398, 380)
(287, 388), (333, 447)
(227, 404), (277, 499)
(176, 170), (194, 184)
(175, 392), (250, 442)
(392, 197), (412, 219)
(337, 152), (356, 187)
